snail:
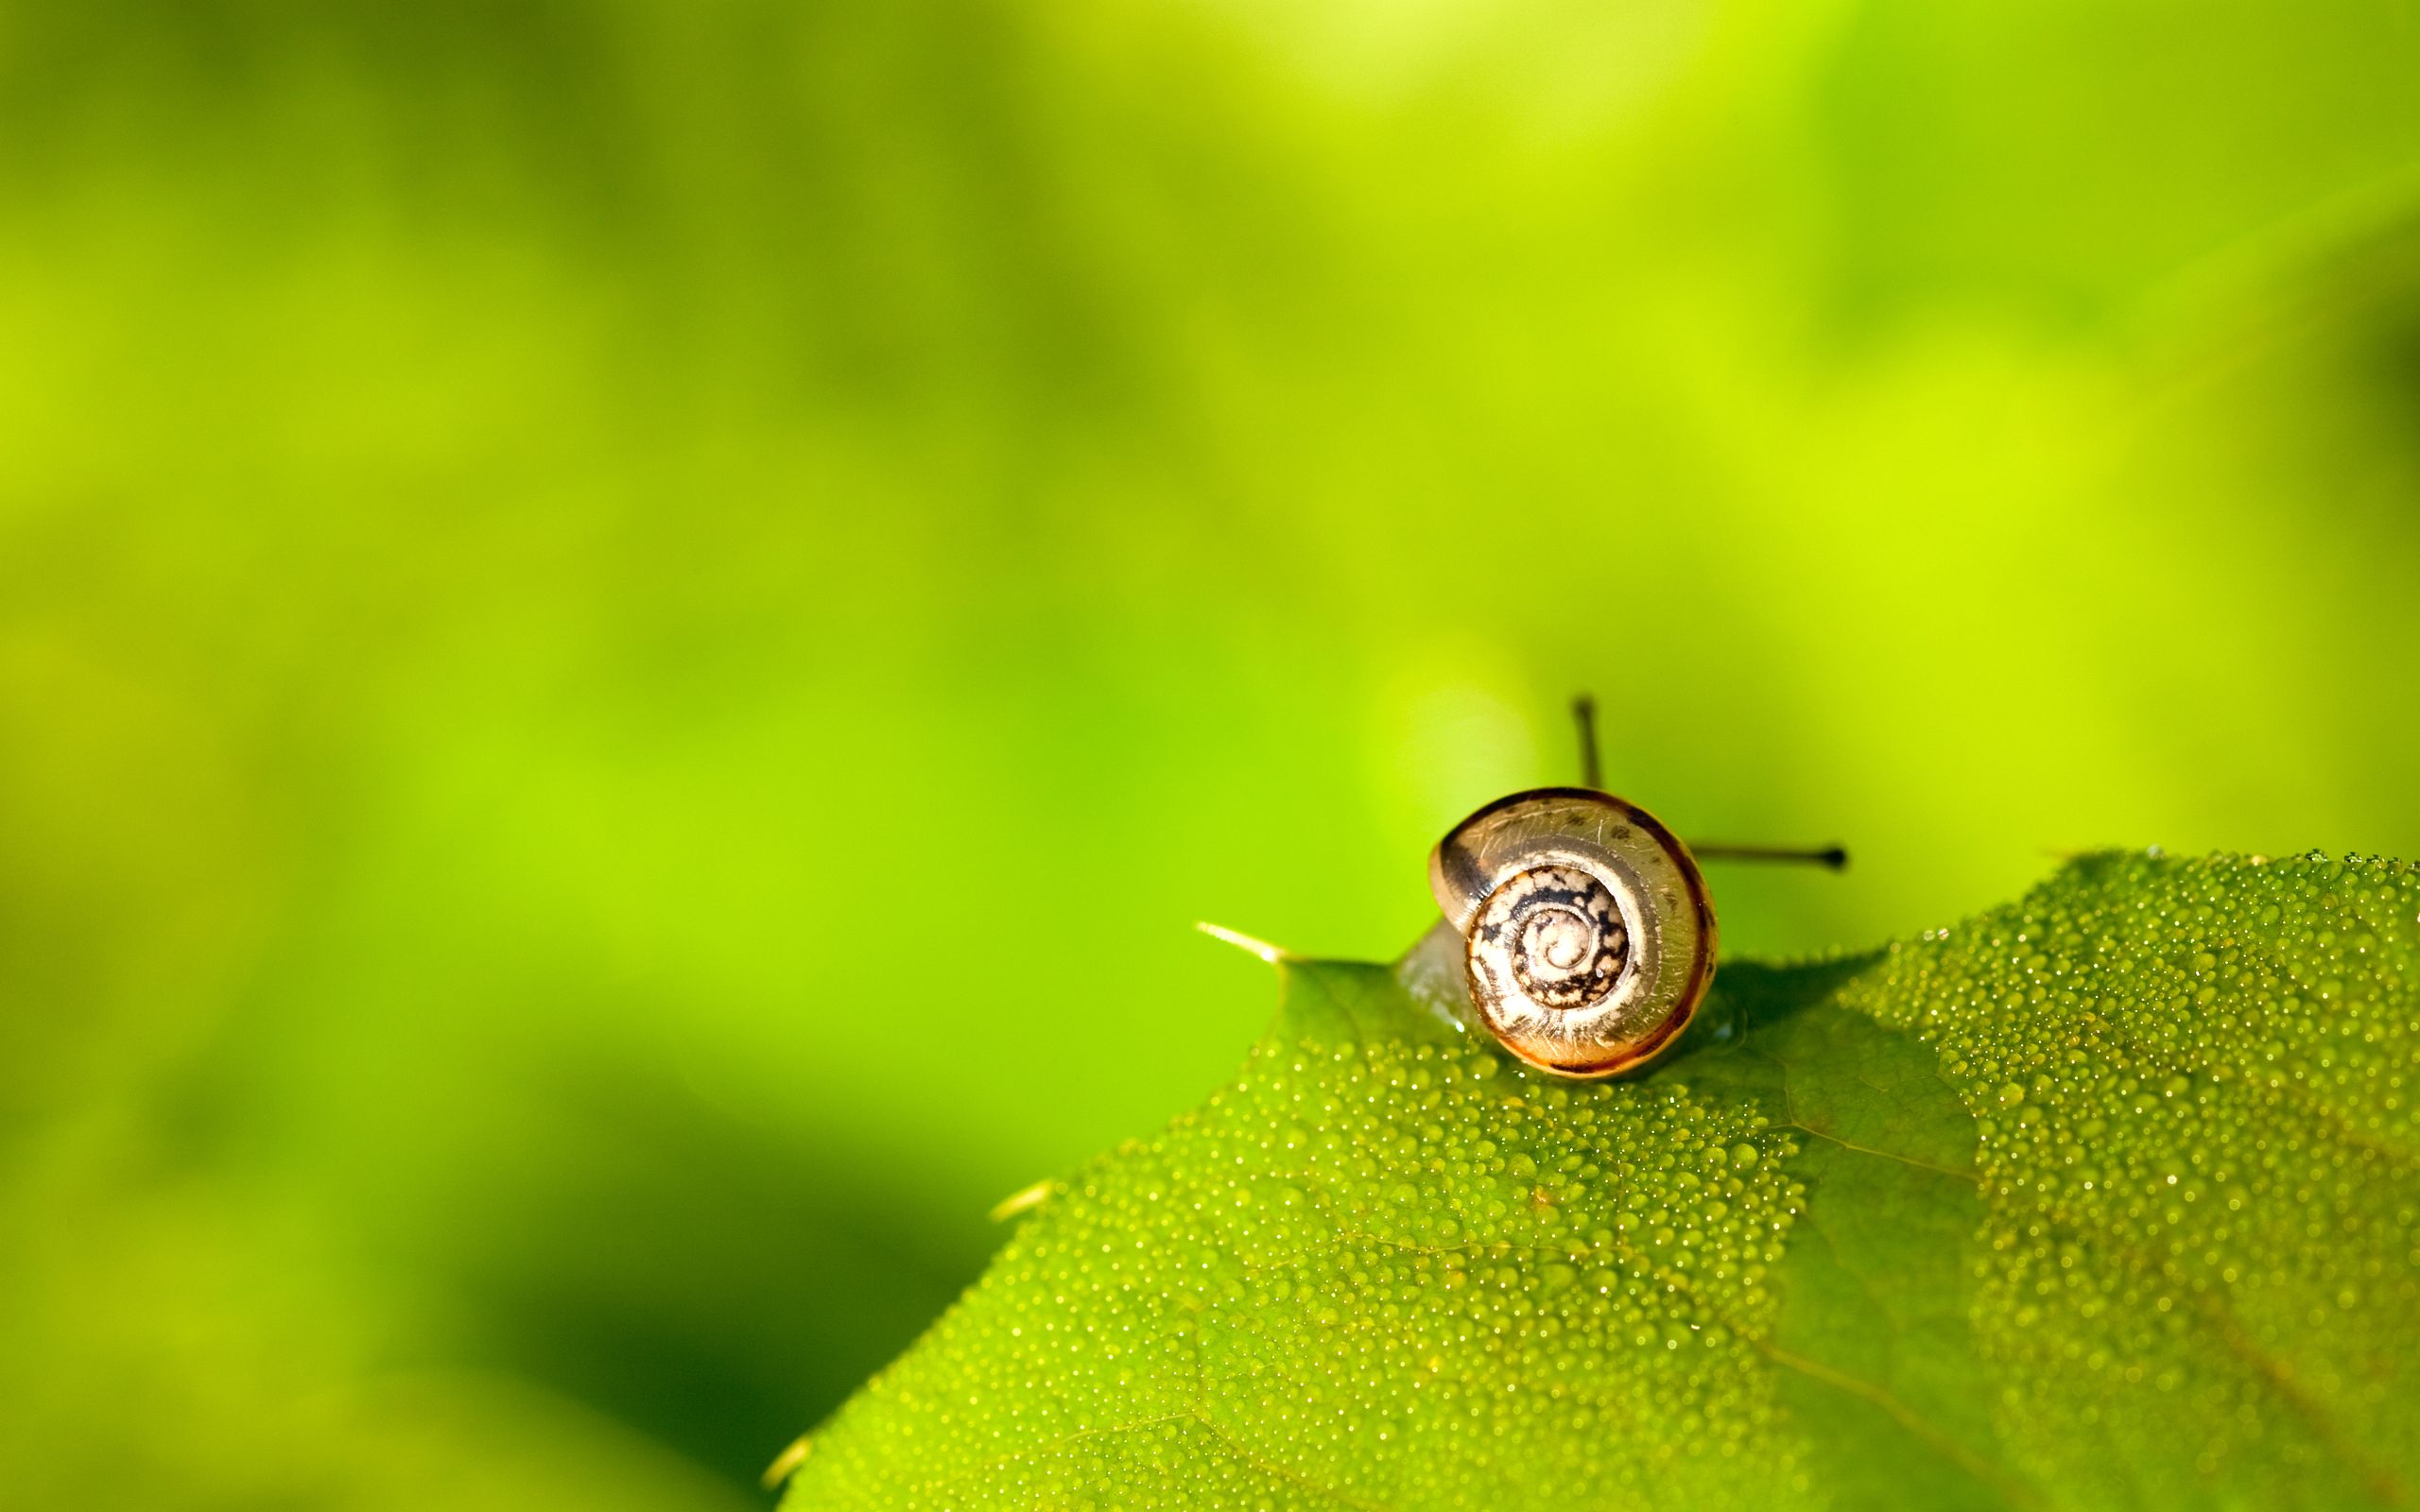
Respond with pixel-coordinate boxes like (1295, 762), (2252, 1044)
(1427, 697), (1843, 1078)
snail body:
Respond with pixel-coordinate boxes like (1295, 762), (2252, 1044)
(1428, 787), (1716, 1077)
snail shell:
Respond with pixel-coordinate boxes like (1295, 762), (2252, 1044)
(1428, 787), (1716, 1077)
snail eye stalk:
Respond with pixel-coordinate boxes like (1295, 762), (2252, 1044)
(1571, 693), (1604, 793)
(1567, 691), (1848, 869)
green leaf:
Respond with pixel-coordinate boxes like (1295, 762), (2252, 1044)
(782, 853), (2420, 1509)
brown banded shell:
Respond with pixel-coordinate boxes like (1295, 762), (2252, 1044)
(1428, 787), (1716, 1077)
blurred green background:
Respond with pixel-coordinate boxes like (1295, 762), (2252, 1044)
(6, 1), (2420, 1506)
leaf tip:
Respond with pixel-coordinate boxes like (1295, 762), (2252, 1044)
(1196, 919), (1291, 964)
(761, 1433), (814, 1491)
(987, 1177), (1059, 1224)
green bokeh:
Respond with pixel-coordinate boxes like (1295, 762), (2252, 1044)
(4, 1), (2417, 1504)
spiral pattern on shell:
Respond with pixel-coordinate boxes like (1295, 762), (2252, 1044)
(1472, 864), (1631, 1011)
